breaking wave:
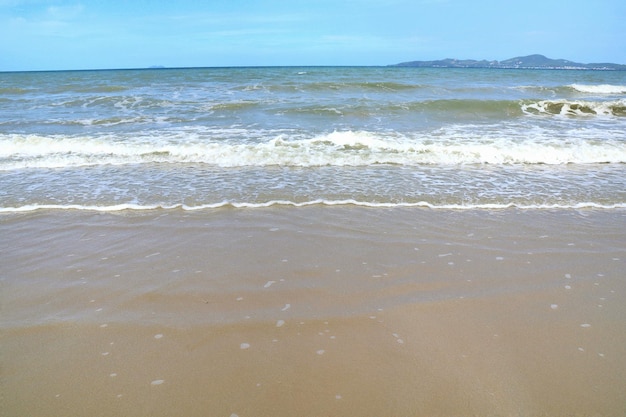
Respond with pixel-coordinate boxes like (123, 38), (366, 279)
(521, 99), (626, 116)
(569, 84), (626, 94)
(2, 128), (625, 170)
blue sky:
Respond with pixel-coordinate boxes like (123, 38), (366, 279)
(1, 0), (625, 71)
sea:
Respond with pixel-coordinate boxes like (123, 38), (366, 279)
(1, 66), (625, 212)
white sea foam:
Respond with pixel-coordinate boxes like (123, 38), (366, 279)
(570, 84), (626, 94)
(521, 99), (626, 117)
(1, 200), (625, 213)
(2, 127), (625, 170)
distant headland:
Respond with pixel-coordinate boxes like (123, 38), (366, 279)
(390, 54), (626, 71)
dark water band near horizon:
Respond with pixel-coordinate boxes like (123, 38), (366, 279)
(2, 66), (626, 417)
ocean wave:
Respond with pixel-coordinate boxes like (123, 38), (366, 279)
(2, 129), (625, 170)
(0, 87), (35, 95)
(569, 84), (626, 94)
(2, 200), (625, 213)
(521, 99), (626, 116)
(229, 81), (426, 93)
(277, 99), (525, 118)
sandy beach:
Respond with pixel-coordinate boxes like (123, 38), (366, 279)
(2, 207), (625, 417)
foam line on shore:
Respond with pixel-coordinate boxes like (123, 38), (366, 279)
(3, 200), (625, 213)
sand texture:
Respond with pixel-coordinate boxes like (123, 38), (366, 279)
(2, 208), (625, 416)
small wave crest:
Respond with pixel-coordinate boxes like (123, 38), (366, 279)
(2, 200), (625, 213)
(569, 84), (626, 94)
(521, 99), (626, 116)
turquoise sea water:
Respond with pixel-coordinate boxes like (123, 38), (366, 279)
(1, 66), (625, 211)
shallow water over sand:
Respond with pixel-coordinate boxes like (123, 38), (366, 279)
(2, 207), (625, 416)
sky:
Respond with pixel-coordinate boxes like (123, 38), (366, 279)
(1, 0), (625, 71)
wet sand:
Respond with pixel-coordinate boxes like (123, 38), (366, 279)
(2, 208), (625, 416)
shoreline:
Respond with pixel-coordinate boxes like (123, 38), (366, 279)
(2, 207), (625, 416)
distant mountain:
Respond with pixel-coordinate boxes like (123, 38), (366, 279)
(391, 54), (626, 70)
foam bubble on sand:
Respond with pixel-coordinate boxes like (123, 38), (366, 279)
(154, 333), (163, 339)
(145, 252), (161, 258)
(100, 323), (108, 328)
(316, 349), (325, 355)
(231, 414), (239, 417)
(565, 285), (572, 290)
(580, 323), (591, 328)
(496, 256), (504, 261)
(101, 352), (110, 356)
(264, 280), (276, 288)
(110, 373), (117, 377)
(281, 303), (291, 311)
(276, 320), (285, 327)
(151, 379), (164, 386)
(335, 395), (342, 400)
(565, 273), (572, 279)
(240, 343), (251, 350)
(391, 333), (404, 344)
(550, 304), (559, 310)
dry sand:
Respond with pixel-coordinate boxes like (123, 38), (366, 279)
(2, 207), (625, 416)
